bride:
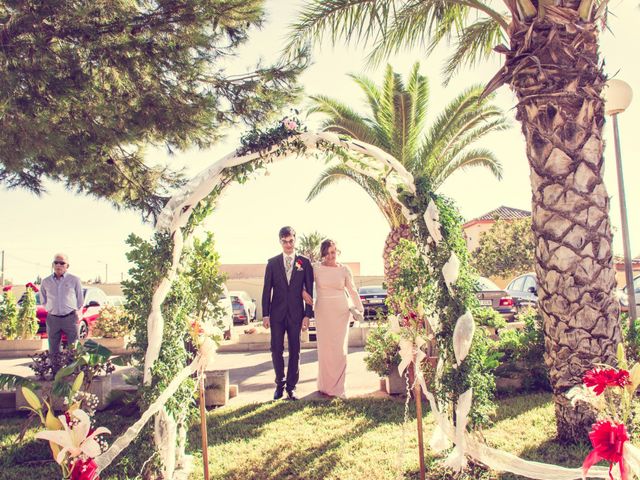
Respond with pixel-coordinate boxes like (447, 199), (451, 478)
(304, 239), (364, 398)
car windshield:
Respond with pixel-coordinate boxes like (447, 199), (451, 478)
(477, 277), (501, 291)
(359, 286), (386, 295)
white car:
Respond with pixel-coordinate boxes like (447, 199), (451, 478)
(229, 290), (257, 325)
(218, 284), (234, 340)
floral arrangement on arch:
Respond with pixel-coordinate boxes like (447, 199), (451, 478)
(569, 345), (640, 480)
(235, 113), (307, 159)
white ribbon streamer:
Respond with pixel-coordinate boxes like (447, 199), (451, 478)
(424, 200), (443, 245)
(442, 252), (460, 293)
(452, 310), (475, 366)
(444, 388), (473, 472)
(95, 343), (214, 474)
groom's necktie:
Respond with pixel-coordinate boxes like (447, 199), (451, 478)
(285, 255), (293, 283)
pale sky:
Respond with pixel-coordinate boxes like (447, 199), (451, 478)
(0, 0), (638, 284)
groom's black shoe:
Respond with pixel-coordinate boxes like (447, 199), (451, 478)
(274, 386), (285, 400)
(286, 390), (298, 401)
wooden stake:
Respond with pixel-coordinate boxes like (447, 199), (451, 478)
(199, 373), (210, 480)
(412, 364), (426, 480)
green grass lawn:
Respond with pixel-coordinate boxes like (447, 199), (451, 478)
(0, 393), (596, 480)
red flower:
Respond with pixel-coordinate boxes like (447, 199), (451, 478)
(2, 285), (12, 292)
(71, 458), (99, 480)
(583, 368), (630, 395)
(583, 420), (629, 480)
(25, 282), (39, 292)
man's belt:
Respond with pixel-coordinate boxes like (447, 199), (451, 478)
(49, 311), (75, 317)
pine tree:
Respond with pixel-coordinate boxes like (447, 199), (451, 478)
(0, 0), (307, 219)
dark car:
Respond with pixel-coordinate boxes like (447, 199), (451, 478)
(475, 277), (517, 322)
(358, 285), (388, 320)
(618, 274), (640, 313)
(506, 273), (538, 312)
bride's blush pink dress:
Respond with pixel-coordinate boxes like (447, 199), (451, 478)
(313, 263), (364, 397)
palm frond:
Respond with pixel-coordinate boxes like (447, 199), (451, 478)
(365, 1), (468, 67)
(285, 0), (392, 58)
(441, 18), (505, 84)
(404, 62), (430, 170)
(431, 148), (503, 189)
(305, 163), (399, 226)
(0, 373), (40, 392)
(308, 95), (381, 145)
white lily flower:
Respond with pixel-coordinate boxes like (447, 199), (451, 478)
(35, 409), (110, 464)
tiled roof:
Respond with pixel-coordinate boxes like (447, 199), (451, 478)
(472, 206), (531, 221)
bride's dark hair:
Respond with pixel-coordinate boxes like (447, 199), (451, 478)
(320, 239), (337, 258)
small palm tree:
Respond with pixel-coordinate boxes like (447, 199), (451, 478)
(306, 63), (508, 289)
(298, 231), (325, 262)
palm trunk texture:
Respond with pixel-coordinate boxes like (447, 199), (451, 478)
(505, 3), (622, 441)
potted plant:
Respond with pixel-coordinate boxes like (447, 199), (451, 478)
(364, 322), (404, 394)
(0, 285), (47, 357)
(90, 304), (131, 353)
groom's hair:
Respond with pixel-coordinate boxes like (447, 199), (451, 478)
(279, 226), (295, 239)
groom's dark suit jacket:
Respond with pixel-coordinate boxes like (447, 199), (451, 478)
(262, 254), (314, 323)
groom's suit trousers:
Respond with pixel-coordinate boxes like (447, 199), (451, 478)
(270, 313), (301, 390)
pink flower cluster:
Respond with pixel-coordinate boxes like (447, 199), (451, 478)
(282, 118), (298, 131)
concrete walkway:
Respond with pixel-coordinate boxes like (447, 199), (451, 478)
(0, 346), (386, 408)
(211, 347), (385, 405)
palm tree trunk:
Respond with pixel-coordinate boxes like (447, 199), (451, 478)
(383, 224), (412, 312)
(509, 6), (622, 442)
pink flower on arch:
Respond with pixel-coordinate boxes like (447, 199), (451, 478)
(2, 285), (12, 292)
(25, 282), (39, 292)
(283, 118), (298, 131)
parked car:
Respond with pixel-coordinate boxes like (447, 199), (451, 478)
(106, 295), (126, 307)
(229, 290), (257, 325)
(217, 284), (234, 340)
(618, 274), (640, 313)
(475, 277), (517, 322)
(29, 286), (109, 340)
(358, 285), (388, 320)
(506, 273), (539, 312)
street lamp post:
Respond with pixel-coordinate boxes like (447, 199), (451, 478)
(604, 79), (637, 326)
(97, 260), (108, 284)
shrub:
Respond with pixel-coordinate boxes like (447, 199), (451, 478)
(93, 305), (130, 338)
(364, 323), (401, 377)
(493, 307), (549, 392)
(0, 286), (19, 339)
(18, 283), (39, 339)
(473, 306), (507, 330)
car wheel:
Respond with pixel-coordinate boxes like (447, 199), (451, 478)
(78, 321), (89, 339)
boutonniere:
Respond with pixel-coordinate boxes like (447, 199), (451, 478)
(295, 259), (304, 271)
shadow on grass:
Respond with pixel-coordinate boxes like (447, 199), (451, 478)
(490, 392), (552, 423)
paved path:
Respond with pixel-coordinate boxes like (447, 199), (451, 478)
(211, 347), (385, 405)
(0, 347), (386, 407)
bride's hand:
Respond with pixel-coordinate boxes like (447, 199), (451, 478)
(302, 289), (313, 306)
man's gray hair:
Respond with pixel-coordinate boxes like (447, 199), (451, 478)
(53, 252), (69, 262)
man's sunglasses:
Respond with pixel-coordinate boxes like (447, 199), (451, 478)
(53, 261), (67, 265)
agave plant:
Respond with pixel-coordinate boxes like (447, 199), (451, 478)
(290, 0), (621, 441)
(306, 63), (508, 292)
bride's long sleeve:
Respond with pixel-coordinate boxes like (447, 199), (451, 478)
(344, 265), (364, 312)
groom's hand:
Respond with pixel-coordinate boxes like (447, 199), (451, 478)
(302, 316), (309, 331)
(302, 290), (313, 306)
(263, 316), (270, 329)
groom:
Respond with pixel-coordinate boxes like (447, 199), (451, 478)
(262, 226), (314, 400)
